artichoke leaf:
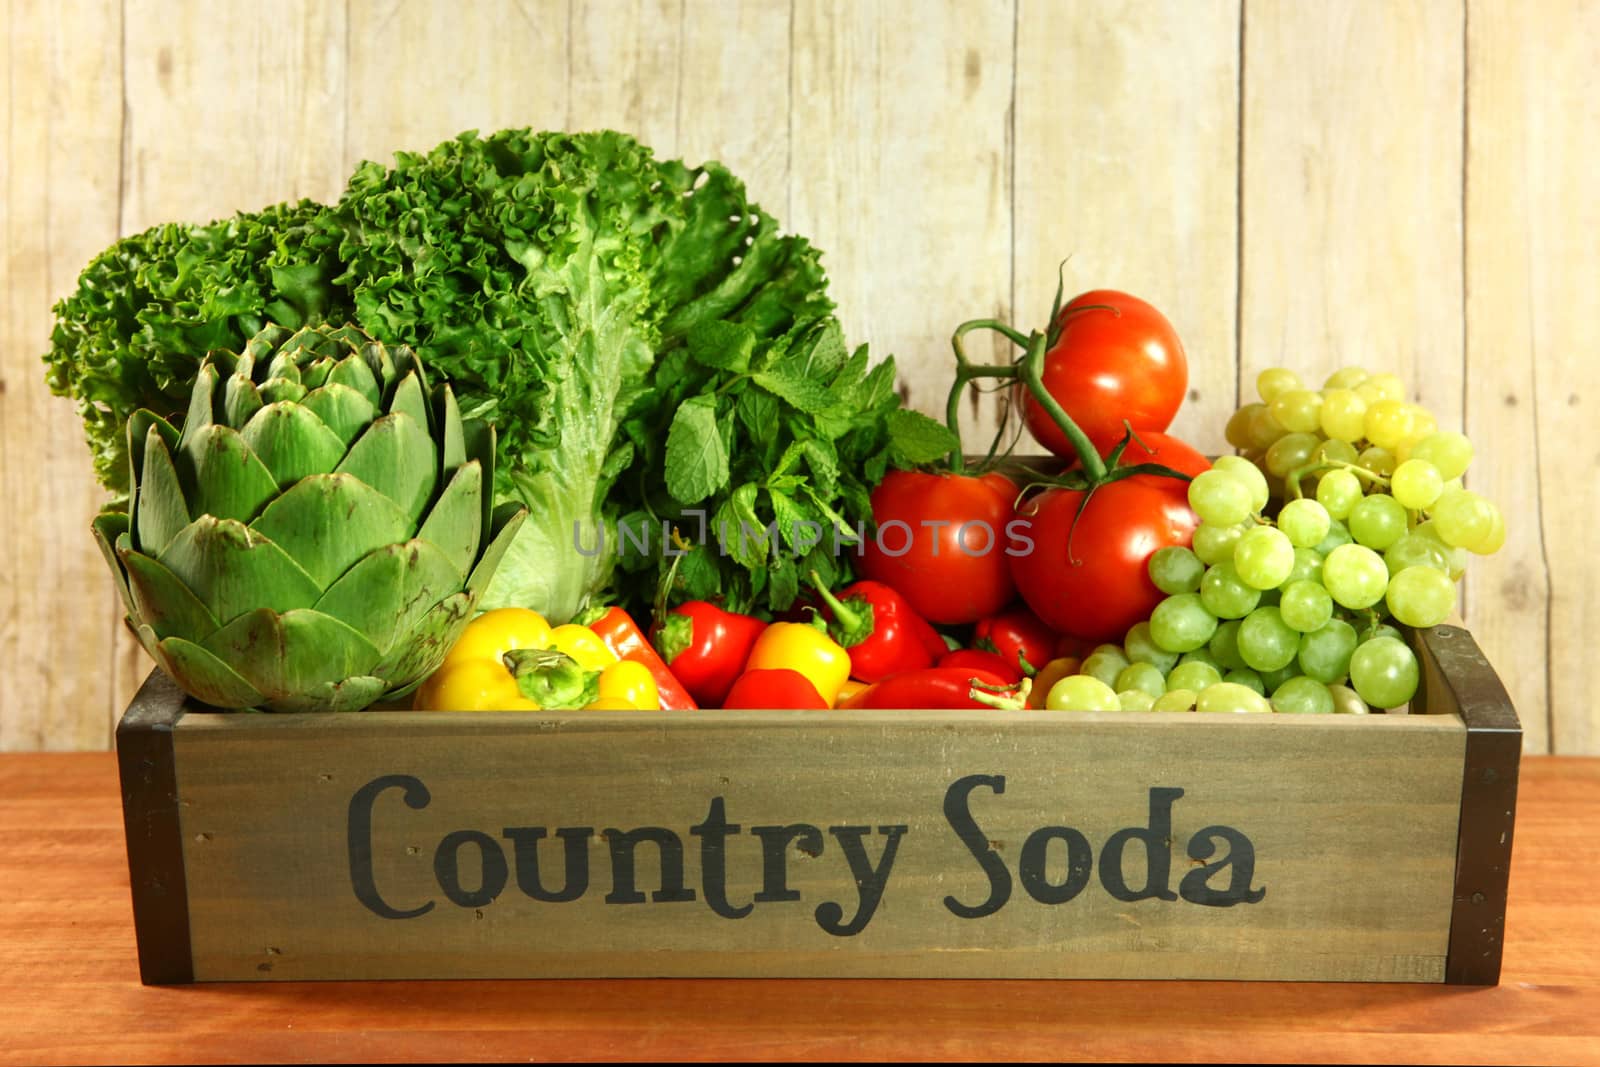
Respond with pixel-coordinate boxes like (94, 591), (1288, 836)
(177, 424), (280, 524)
(92, 512), (136, 618)
(121, 549), (222, 642)
(125, 410), (179, 493)
(238, 401), (348, 489)
(275, 675), (390, 714)
(415, 459), (483, 578)
(299, 381), (377, 448)
(152, 635), (268, 709)
(199, 607), (386, 709)
(336, 412), (439, 527)
(326, 350), (383, 409)
(312, 538), (466, 653)
(156, 516), (322, 625)
(133, 425), (190, 556)
(436, 383), (466, 479)
(222, 372), (264, 428)
(247, 472), (411, 588)
(371, 591), (475, 694)
(387, 370), (432, 437)
(466, 503), (529, 600)
(175, 362), (221, 456)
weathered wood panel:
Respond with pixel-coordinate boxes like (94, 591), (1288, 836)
(788, 0), (1014, 451)
(168, 704), (1465, 981)
(2, 0), (1596, 752)
(0, 1), (123, 749)
(1464, 0), (1599, 755)
(1015, 0), (1241, 456)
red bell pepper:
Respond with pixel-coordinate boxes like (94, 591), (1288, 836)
(812, 575), (947, 683)
(839, 666), (1014, 710)
(650, 601), (767, 707)
(974, 606), (1059, 677)
(722, 668), (828, 710)
(579, 605), (699, 711)
(938, 647), (1024, 685)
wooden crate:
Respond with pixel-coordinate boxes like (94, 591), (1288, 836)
(116, 624), (1519, 985)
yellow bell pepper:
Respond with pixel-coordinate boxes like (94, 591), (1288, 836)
(742, 620), (852, 707)
(413, 608), (660, 711)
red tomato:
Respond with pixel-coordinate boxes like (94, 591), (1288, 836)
(1007, 474), (1198, 643)
(1017, 290), (1188, 457)
(856, 470), (1018, 625)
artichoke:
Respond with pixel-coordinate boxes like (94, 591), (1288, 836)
(93, 323), (525, 712)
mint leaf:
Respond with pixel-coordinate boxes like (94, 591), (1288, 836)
(767, 486), (814, 549)
(686, 320), (756, 373)
(887, 409), (959, 466)
(736, 388), (779, 438)
(753, 368), (834, 413)
(665, 394), (729, 504)
(767, 557), (800, 613)
(711, 482), (768, 570)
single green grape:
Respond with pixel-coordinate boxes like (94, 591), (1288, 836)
(1223, 668), (1266, 695)
(1357, 372), (1406, 404)
(1179, 648), (1223, 671)
(1124, 621), (1179, 673)
(1319, 388), (1369, 442)
(1384, 531), (1450, 576)
(1265, 432), (1321, 479)
(1208, 619), (1249, 671)
(1412, 521), (1468, 579)
(1167, 660), (1223, 694)
(1233, 527), (1296, 590)
(1196, 681), (1272, 714)
(1391, 458), (1444, 510)
(1328, 683), (1371, 714)
(1246, 405), (1290, 450)
(1046, 675), (1122, 711)
(1385, 564), (1457, 628)
(1312, 437), (1361, 468)
(1357, 446), (1397, 478)
(1260, 662), (1301, 694)
(1114, 661), (1168, 699)
(1270, 389), (1324, 434)
(1322, 543), (1389, 609)
(1323, 366), (1369, 390)
(1225, 404), (1263, 450)
(1152, 688), (1198, 712)
(1433, 489), (1495, 548)
(1410, 430), (1474, 481)
(1149, 593), (1219, 653)
(1465, 502), (1506, 555)
(1286, 546), (1324, 585)
(1348, 636), (1420, 708)
(1348, 493), (1408, 551)
(1238, 606), (1300, 672)
(1193, 522), (1247, 565)
(1297, 618), (1359, 684)
(1118, 689), (1157, 712)
(1080, 648), (1129, 688)
(1200, 560), (1262, 619)
(1364, 400), (1414, 450)
(1272, 676), (1335, 714)
(1212, 455), (1270, 512)
(1256, 367), (1303, 404)
(1279, 579), (1335, 632)
(1315, 468), (1364, 520)
(1278, 498), (1332, 548)
(1188, 469), (1255, 527)
(1149, 545), (1206, 594)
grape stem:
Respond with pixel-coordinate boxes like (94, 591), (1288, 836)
(1284, 458), (1392, 500)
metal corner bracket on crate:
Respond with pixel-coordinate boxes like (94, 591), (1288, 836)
(116, 625), (1519, 986)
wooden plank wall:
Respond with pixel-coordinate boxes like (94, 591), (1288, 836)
(1, 0), (1593, 754)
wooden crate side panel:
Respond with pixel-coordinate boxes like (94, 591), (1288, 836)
(171, 710), (1466, 982)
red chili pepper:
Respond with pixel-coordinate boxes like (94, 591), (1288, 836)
(811, 574), (947, 683)
(974, 606), (1059, 677)
(937, 647), (1024, 685)
(650, 601), (768, 708)
(840, 666), (1015, 710)
(579, 606), (699, 710)
(722, 668), (828, 710)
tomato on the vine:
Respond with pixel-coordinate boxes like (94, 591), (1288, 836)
(1007, 473), (1198, 643)
(856, 470), (1018, 625)
(1017, 290), (1188, 457)
(1087, 430), (1211, 479)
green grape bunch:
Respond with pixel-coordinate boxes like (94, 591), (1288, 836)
(1040, 364), (1506, 716)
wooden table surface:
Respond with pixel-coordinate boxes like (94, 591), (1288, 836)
(3, 753), (1597, 1066)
